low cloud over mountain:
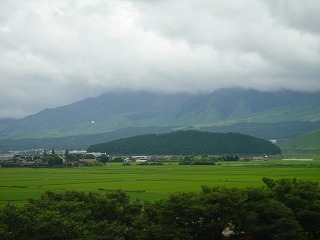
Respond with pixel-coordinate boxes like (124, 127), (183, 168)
(1, 1), (320, 118)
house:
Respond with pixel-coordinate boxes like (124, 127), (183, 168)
(24, 161), (36, 166)
(79, 159), (96, 163)
(136, 159), (147, 163)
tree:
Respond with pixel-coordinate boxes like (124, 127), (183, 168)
(140, 187), (246, 240)
(1, 179), (317, 240)
(198, 186), (247, 240)
(234, 188), (305, 239)
(33, 155), (41, 161)
(96, 154), (110, 163)
(0, 203), (22, 240)
(0, 190), (142, 240)
(47, 157), (63, 166)
(81, 154), (95, 159)
(263, 178), (320, 239)
(222, 155), (239, 161)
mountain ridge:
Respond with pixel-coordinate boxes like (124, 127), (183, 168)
(1, 88), (319, 140)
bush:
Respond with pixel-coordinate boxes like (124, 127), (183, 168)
(82, 160), (104, 166)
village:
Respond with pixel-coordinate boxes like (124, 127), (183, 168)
(0, 148), (281, 168)
(0, 149), (174, 167)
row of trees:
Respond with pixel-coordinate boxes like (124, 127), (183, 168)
(0, 178), (319, 240)
(20, 150), (96, 166)
(179, 155), (241, 165)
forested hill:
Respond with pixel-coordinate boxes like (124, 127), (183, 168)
(87, 130), (281, 155)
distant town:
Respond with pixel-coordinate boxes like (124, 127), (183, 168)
(0, 147), (285, 168)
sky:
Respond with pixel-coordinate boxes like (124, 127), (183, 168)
(1, 0), (320, 119)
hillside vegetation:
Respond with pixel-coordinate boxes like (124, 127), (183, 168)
(1, 88), (320, 139)
(87, 130), (281, 155)
(202, 121), (320, 142)
(1, 88), (319, 151)
(280, 129), (320, 154)
(1, 121), (319, 151)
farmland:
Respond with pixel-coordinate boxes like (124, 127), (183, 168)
(1, 157), (320, 206)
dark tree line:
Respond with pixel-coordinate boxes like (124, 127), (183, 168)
(88, 130), (281, 155)
(0, 178), (319, 240)
(179, 155), (241, 165)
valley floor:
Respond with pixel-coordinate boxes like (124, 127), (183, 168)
(1, 157), (319, 206)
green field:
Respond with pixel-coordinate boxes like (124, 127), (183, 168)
(1, 158), (320, 206)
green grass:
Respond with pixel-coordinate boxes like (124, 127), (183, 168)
(1, 159), (320, 206)
(280, 129), (320, 154)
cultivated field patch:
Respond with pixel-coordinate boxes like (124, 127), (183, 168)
(1, 158), (319, 206)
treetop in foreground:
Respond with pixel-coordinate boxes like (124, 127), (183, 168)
(87, 130), (281, 155)
(1, 178), (319, 240)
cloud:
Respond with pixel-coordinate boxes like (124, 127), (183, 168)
(0, 0), (320, 118)
(264, 0), (320, 34)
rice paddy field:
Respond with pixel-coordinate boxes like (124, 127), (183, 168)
(1, 157), (320, 206)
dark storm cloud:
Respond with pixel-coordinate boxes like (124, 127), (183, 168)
(0, 0), (319, 118)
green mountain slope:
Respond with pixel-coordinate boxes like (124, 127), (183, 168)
(280, 129), (320, 154)
(173, 88), (320, 126)
(1, 88), (319, 139)
(202, 121), (320, 143)
(0, 92), (191, 138)
(2, 121), (320, 151)
(0, 127), (174, 151)
(87, 130), (281, 155)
